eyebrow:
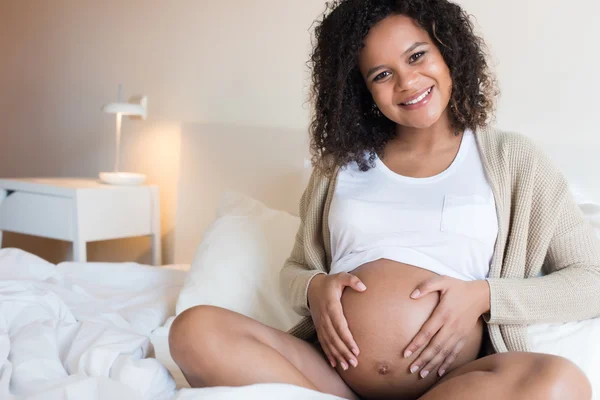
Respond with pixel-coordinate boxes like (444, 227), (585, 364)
(365, 41), (428, 80)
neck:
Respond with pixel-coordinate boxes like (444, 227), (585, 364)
(391, 110), (457, 153)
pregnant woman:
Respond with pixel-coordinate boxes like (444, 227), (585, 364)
(169, 1), (598, 399)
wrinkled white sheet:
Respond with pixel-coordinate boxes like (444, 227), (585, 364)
(0, 248), (343, 400)
(0, 247), (184, 400)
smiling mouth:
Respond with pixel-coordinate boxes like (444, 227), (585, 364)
(400, 86), (434, 106)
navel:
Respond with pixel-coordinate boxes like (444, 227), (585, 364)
(377, 363), (391, 375)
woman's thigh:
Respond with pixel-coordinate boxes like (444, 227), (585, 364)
(169, 305), (359, 400)
(421, 352), (591, 400)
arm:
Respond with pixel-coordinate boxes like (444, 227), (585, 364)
(485, 152), (600, 325)
(280, 167), (327, 317)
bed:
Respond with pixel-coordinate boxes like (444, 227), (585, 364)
(2, 123), (599, 399)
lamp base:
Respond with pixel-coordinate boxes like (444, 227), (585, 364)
(99, 172), (146, 186)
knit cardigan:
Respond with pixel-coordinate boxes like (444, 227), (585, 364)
(280, 126), (600, 353)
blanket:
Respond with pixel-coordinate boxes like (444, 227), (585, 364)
(0, 248), (342, 400)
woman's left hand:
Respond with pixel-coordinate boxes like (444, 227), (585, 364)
(403, 276), (490, 379)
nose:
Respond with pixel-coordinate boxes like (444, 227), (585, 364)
(394, 69), (420, 93)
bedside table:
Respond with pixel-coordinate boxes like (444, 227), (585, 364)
(0, 178), (161, 265)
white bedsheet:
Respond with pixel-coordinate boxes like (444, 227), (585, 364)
(0, 248), (184, 400)
(0, 248), (342, 400)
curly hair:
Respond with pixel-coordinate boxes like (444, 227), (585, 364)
(307, 0), (499, 177)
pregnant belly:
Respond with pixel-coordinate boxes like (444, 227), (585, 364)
(336, 259), (483, 400)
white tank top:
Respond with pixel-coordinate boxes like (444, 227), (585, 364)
(328, 129), (498, 281)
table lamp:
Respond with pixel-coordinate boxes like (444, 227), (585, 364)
(99, 84), (148, 185)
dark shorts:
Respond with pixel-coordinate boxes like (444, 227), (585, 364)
(307, 332), (327, 358)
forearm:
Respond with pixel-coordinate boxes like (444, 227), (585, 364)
(485, 187), (600, 325)
(280, 258), (326, 316)
(307, 273), (327, 311)
(485, 266), (600, 325)
(280, 165), (325, 316)
(472, 279), (490, 315)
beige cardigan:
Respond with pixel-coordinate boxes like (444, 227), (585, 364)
(280, 126), (600, 353)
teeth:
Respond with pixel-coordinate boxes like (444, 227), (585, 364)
(403, 87), (432, 105)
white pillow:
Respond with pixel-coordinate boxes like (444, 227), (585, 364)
(570, 184), (600, 239)
(175, 191), (303, 332)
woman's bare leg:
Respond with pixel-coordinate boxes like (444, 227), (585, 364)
(169, 305), (359, 400)
(420, 352), (591, 400)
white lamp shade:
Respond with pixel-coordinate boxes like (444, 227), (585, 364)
(99, 93), (149, 185)
(102, 96), (148, 119)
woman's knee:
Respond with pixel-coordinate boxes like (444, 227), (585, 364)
(521, 355), (591, 400)
(169, 305), (230, 366)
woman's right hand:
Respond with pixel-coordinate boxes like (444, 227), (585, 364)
(307, 272), (367, 370)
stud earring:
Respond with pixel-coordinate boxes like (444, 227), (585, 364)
(371, 103), (383, 117)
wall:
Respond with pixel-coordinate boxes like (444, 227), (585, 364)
(0, 0), (329, 264)
(454, 0), (600, 195)
(456, 0), (599, 143)
(1, 0), (599, 264)
(172, 0), (600, 263)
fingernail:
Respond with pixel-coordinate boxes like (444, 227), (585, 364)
(410, 289), (420, 299)
(404, 350), (413, 358)
(330, 360), (336, 368)
(349, 359), (358, 368)
(358, 282), (367, 291)
(410, 365), (419, 374)
(421, 370), (429, 378)
(352, 348), (360, 357)
(341, 362), (348, 371)
(439, 369), (445, 377)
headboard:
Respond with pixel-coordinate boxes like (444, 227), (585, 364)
(173, 123), (311, 263)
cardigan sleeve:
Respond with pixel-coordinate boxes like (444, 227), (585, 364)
(280, 168), (327, 317)
(485, 145), (600, 325)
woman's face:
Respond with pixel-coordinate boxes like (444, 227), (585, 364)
(358, 14), (453, 130)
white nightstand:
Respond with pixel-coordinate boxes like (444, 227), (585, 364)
(0, 178), (161, 265)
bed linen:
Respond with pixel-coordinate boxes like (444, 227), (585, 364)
(0, 248), (184, 399)
(0, 248), (342, 400)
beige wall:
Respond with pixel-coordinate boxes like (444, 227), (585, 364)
(454, 0), (600, 146)
(0, 0), (328, 264)
(454, 0), (600, 203)
(2, 0), (598, 264)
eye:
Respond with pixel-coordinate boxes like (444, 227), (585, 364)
(373, 71), (391, 82)
(409, 51), (426, 64)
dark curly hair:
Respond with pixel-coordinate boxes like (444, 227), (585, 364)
(307, 0), (499, 177)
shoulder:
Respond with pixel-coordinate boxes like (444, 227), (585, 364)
(476, 126), (540, 154)
(477, 126), (568, 192)
(475, 125), (549, 168)
(310, 153), (341, 182)
(301, 154), (338, 202)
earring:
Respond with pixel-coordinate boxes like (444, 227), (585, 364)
(371, 102), (383, 117)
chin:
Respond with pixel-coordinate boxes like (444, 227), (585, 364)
(386, 107), (445, 130)
(403, 119), (439, 129)
(396, 115), (442, 130)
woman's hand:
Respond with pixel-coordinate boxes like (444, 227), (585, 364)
(307, 272), (367, 371)
(403, 276), (490, 378)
